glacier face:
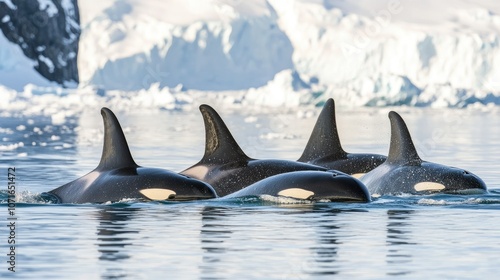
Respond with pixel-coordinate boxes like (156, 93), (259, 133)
(270, 0), (500, 107)
(78, 0), (294, 91)
(1, 0), (500, 110)
(76, 0), (500, 107)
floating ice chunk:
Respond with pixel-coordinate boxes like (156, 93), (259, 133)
(0, 142), (24, 151)
(51, 112), (66, 125)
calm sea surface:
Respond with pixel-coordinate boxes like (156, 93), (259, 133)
(1, 106), (499, 279)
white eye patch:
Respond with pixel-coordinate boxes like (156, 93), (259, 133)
(414, 182), (445, 192)
(351, 173), (365, 179)
(140, 189), (176, 200)
(277, 188), (314, 199)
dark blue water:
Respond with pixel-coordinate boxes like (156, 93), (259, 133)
(1, 107), (499, 279)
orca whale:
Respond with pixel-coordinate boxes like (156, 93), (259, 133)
(360, 111), (487, 196)
(47, 108), (217, 203)
(224, 170), (371, 202)
(298, 98), (387, 178)
(181, 104), (331, 197)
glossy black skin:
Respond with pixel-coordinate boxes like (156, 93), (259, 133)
(49, 167), (215, 203)
(361, 161), (487, 196)
(183, 159), (328, 197)
(298, 98), (386, 174)
(360, 111), (487, 196)
(224, 170), (371, 203)
(47, 108), (217, 204)
(308, 154), (387, 175)
(181, 104), (333, 197)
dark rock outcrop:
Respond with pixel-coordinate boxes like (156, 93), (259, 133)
(0, 0), (80, 86)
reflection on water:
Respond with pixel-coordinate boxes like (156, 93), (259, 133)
(199, 206), (233, 279)
(386, 210), (416, 276)
(308, 206), (342, 276)
(95, 207), (140, 279)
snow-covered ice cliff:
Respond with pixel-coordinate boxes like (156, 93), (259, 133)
(76, 0), (500, 107)
(1, 0), (500, 112)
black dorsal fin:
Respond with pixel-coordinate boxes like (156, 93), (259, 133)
(97, 108), (138, 170)
(298, 99), (347, 162)
(386, 111), (422, 165)
(199, 104), (250, 164)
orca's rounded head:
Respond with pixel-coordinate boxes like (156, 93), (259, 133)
(443, 168), (487, 194)
(411, 164), (488, 194)
(312, 171), (371, 202)
(172, 176), (218, 200)
(274, 171), (371, 203)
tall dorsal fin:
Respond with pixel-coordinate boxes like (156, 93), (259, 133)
(97, 108), (138, 170)
(386, 111), (422, 165)
(298, 99), (347, 162)
(199, 104), (250, 164)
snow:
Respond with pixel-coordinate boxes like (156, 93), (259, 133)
(0, 0), (16, 10)
(1, 0), (500, 113)
(39, 55), (55, 73)
(79, 0), (271, 26)
(60, 0), (80, 42)
(38, 0), (58, 17)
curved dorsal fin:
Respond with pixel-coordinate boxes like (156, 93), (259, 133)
(97, 108), (138, 170)
(298, 99), (347, 162)
(387, 111), (422, 165)
(199, 104), (250, 164)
